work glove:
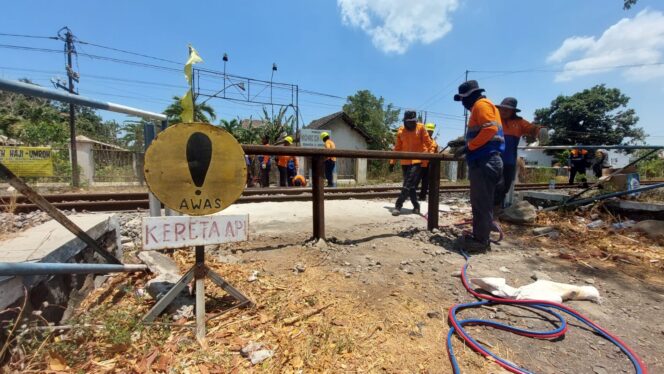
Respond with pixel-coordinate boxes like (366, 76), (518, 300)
(453, 146), (467, 159)
(447, 139), (466, 148)
(389, 164), (395, 173)
(261, 163), (267, 170)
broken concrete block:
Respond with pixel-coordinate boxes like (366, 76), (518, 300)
(138, 251), (180, 276)
(633, 220), (664, 240)
(501, 201), (537, 224)
(532, 226), (555, 235)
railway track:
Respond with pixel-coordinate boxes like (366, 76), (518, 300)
(2, 181), (660, 213)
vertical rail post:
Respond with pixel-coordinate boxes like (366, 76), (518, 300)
(195, 245), (206, 340)
(311, 156), (325, 240)
(427, 160), (441, 231)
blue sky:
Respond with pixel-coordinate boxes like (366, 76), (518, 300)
(1, 0), (663, 146)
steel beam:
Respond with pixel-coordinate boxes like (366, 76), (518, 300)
(0, 262), (146, 276)
(0, 78), (166, 121)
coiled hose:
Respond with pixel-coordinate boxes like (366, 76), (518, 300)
(446, 251), (649, 373)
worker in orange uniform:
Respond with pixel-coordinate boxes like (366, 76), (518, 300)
(495, 97), (543, 209)
(259, 136), (272, 187)
(320, 131), (336, 187)
(417, 123), (438, 201)
(568, 147), (590, 187)
(389, 110), (434, 216)
(277, 136), (299, 187)
(453, 80), (505, 252)
(292, 175), (307, 187)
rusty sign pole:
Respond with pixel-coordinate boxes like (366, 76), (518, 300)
(0, 162), (120, 264)
(311, 156), (325, 240)
(195, 245), (206, 339)
(427, 160), (441, 231)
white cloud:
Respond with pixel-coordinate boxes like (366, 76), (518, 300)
(337, 0), (459, 54)
(548, 9), (664, 82)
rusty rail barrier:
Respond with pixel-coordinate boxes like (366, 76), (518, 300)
(242, 145), (457, 238)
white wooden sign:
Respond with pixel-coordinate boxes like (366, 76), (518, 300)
(142, 214), (249, 250)
(300, 129), (331, 148)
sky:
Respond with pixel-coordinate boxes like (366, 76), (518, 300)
(1, 0), (664, 146)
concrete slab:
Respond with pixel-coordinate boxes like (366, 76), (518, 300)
(519, 190), (569, 202)
(0, 213), (120, 264)
(0, 213), (120, 309)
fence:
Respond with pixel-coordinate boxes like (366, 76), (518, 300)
(91, 149), (143, 184)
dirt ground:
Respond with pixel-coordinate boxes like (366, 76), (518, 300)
(3, 197), (664, 373)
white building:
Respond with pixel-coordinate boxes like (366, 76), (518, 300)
(302, 112), (371, 184)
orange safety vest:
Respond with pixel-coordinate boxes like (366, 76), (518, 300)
(391, 123), (434, 165)
(421, 139), (438, 168)
(292, 175), (307, 187)
(325, 139), (336, 161)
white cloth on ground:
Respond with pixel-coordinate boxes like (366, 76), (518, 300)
(470, 277), (600, 303)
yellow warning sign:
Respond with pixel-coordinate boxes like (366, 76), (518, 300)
(0, 146), (54, 177)
(144, 122), (247, 216)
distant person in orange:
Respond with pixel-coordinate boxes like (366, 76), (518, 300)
(389, 110), (434, 216)
(568, 147), (590, 187)
(320, 131), (336, 187)
(277, 136), (299, 187)
(259, 136), (272, 187)
(292, 174), (307, 187)
(495, 97), (544, 208)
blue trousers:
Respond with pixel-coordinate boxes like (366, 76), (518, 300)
(325, 159), (335, 187)
(468, 153), (503, 243)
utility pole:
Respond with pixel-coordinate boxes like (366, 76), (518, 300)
(64, 28), (80, 187)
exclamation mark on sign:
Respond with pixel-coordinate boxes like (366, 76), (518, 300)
(186, 132), (212, 196)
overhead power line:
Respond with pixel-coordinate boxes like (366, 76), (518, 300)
(0, 32), (58, 40)
(75, 39), (182, 66)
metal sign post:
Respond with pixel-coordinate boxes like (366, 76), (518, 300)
(141, 122), (252, 339)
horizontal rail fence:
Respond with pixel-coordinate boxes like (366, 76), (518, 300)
(242, 145), (456, 238)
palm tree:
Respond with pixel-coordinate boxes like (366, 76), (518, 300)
(163, 95), (216, 124)
(219, 118), (260, 144)
(260, 106), (294, 144)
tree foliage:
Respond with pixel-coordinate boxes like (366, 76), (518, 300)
(259, 106), (294, 144)
(219, 118), (260, 144)
(533, 85), (645, 147)
(624, 0), (637, 9)
(163, 95), (216, 124)
(342, 90), (400, 150)
(0, 79), (121, 146)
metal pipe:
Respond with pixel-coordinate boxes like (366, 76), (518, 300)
(242, 144), (458, 161)
(519, 145), (663, 150)
(0, 78), (167, 121)
(544, 182), (664, 211)
(0, 262), (147, 276)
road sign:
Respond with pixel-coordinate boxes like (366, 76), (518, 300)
(144, 122), (246, 216)
(142, 215), (248, 250)
(300, 129), (331, 148)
